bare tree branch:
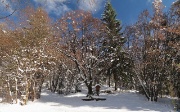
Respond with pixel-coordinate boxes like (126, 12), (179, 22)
(0, 9), (17, 19)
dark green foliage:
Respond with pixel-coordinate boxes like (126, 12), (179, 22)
(101, 0), (130, 90)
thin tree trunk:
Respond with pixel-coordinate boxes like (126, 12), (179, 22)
(107, 68), (111, 87)
(25, 82), (28, 105)
(6, 76), (12, 103)
(109, 75), (111, 87)
(115, 80), (117, 91)
(114, 74), (118, 91)
(15, 78), (18, 104)
(136, 74), (150, 100)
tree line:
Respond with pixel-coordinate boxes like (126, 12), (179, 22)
(0, 0), (179, 105)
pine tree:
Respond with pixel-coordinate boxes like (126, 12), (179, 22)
(101, 0), (126, 90)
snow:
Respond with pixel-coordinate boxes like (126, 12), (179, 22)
(172, 0), (180, 5)
(0, 88), (173, 112)
(2, 30), (7, 33)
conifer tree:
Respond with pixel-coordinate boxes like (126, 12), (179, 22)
(101, 0), (126, 90)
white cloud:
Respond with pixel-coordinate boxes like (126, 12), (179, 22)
(33, 0), (71, 16)
(78, 0), (104, 13)
(147, 0), (163, 3)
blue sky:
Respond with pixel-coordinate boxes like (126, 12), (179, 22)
(0, 0), (175, 25)
(110, 0), (174, 25)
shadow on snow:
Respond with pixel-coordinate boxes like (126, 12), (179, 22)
(36, 89), (172, 111)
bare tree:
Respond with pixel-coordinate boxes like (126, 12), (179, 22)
(52, 10), (105, 95)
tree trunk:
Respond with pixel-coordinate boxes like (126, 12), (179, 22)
(87, 85), (93, 95)
(107, 68), (111, 87)
(115, 80), (117, 91)
(85, 79), (93, 96)
(15, 78), (18, 104)
(136, 74), (150, 100)
(6, 76), (12, 103)
(109, 75), (111, 87)
(114, 73), (118, 91)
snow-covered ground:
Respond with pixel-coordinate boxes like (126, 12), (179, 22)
(0, 86), (174, 112)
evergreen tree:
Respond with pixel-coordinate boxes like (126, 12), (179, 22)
(101, 0), (126, 90)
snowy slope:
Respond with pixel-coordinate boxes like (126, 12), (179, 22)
(0, 88), (173, 112)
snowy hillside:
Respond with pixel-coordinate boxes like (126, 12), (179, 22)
(0, 88), (173, 112)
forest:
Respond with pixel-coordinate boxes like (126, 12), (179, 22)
(0, 0), (179, 108)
